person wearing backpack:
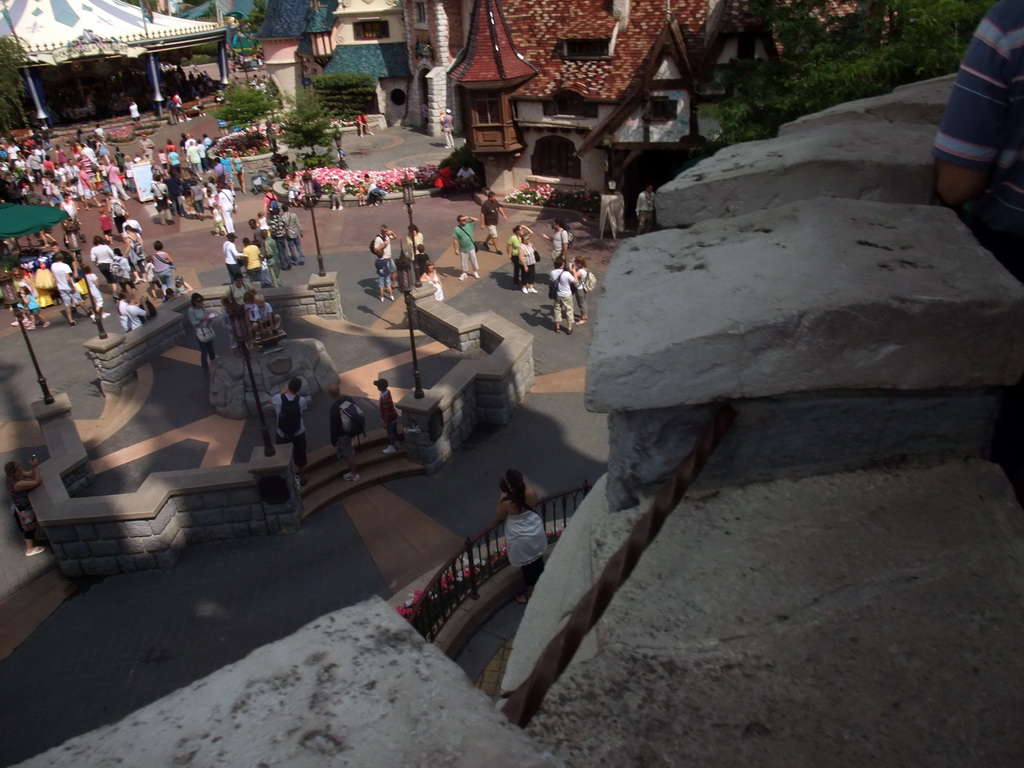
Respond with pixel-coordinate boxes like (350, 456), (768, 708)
(541, 219), (572, 261)
(268, 203), (290, 270)
(271, 378), (310, 486)
(327, 382), (364, 482)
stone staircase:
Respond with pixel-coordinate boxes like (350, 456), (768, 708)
(299, 430), (424, 520)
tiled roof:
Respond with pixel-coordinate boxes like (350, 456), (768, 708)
(323, 42), (411, 78)
(305, 1), (338, 35)
(256, 0), (309, 39)
(502, 0), (712, 101)
(450, 0), (537, 84)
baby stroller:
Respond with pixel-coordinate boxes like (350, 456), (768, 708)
(250, 170), (267, 196)
(367, 186), (386, 206)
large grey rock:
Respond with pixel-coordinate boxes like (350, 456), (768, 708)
(210, 338), (338, 419)
(658, 122), (936, 227)
(586, 199), (1024, 413)
(521, 460), (1024, 767)
(15, 600), (563, 768)
(779, 74), (955, 135)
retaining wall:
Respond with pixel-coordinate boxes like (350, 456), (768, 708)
(398, 288), (534, 475)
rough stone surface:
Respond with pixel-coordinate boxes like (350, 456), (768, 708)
(586, 199), (1024, 413)
(657, 122), (937, 227)
(779, 74), (955, 135)
(14, 601), (564, 768)
(605, 390), (1000, 511)
(516, 461), (1024, 767)
(209, 338), (338, 419)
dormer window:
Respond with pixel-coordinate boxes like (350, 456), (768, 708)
(561, 38), (610, 60)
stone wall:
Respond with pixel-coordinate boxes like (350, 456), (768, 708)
(44, 468), (301, 578)
(28, 396), (303, 578)
(83, 310), (186, 395)
(84, 274), (342, 396)
(398, 287), (535, 474)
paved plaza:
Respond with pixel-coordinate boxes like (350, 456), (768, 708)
(0, 113), (613, 765)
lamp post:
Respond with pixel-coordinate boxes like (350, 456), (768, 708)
(394, 250), (425, 399)
(228, 306), (276, 456)
(304, 188), (326, 277)
(0, 269), (54, 405)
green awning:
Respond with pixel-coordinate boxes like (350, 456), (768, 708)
(0, 203), (68, 239)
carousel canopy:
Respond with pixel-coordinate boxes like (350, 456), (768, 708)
(0, 203), (68, 238)
(0, 0), (222, 64)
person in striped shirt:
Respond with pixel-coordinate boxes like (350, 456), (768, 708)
(933, 0), (1024, 279)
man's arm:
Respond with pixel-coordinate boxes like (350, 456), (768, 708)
(934, 159), (989, 210)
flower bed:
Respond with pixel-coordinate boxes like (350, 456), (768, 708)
(215, 119), (357, 158)
(104, 124), (137, 143)
(311, 164), (439, 195)
(504, 183), (600, 217)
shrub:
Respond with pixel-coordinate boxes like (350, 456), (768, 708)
(313, 73), (376, 120)
(505, 184), (600, 217)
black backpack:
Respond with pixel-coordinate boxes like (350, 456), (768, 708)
(370, 235), (383, 256)
(277, 394), (302, 437)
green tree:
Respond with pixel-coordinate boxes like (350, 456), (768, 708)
(0, 37), (27, 135)
(215, 84), (277, 128)
(312, 73), (376, 120)
(705, 0), (990, 146)
(248, 0), (266, 32)
(279, 90), (333, 163)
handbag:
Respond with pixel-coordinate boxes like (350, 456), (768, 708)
(196, 325), (215, 343)
(14, 503), (37, 532)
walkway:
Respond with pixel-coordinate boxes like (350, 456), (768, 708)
(0, 119), (614, 766)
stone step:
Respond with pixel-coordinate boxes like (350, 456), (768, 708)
(303, 436), (408, 497)
(299, 457), (424, 520)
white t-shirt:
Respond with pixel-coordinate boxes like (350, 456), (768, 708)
(51, 261), (74, 293)
(91, 243), (115, 266)
(373, 234), (392, 260)
(129, 103), (140, 119)
(86, 272), (103, 306)
(223, 240), (241, 265)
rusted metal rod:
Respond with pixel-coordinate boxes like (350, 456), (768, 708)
(502, 405), (737, 728)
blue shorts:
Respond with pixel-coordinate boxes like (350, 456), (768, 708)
(377, 274), (390, 288)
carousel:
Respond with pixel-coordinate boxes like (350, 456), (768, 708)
(0, 0), (228, 124)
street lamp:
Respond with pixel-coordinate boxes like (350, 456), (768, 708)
(394, 254), (424, 399)
(228, 305), (276, 456)
(303, 180), (326, 277)
(0, 268), (55, 405)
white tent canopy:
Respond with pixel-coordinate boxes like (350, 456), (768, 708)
(0, 0), (220, 63)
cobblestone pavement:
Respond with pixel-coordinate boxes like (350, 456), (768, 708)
(0, 115), (618, 766)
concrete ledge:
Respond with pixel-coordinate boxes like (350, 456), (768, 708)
(658, 121), (937, 228)
(16, 600), (564, 768)
(520, 460), (1024, 766)
(587, 199), (1024, 412)
(780, 74), (955, 135)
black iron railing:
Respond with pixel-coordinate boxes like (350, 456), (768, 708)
(404, 482), (592, 642)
